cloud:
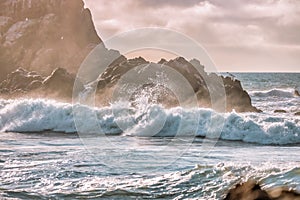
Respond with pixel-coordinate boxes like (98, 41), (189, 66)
(83, 0), (300, 71)
(137, 0), (202, 8)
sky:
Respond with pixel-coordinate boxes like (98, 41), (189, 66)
(83, 0), (300, 72)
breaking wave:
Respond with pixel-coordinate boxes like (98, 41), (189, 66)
(0, 99), (299, 145)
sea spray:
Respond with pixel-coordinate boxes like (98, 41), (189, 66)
(0, 99), (299, 145)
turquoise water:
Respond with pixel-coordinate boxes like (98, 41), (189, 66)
(0, 73), (299, 199)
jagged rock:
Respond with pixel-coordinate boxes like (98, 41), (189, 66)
(0, 67), (83, 99)
(96, 56), (259, 112)
(158, 58), (167, 64)
(0, 0), (101, 81)
(42, 68), (83, 98)
(224, 180), (300, 200)
(295, 112), (300, 116)
(164, 57), (206, 92)
(97, 56), (148, 89)
(222, 76), (260, 112)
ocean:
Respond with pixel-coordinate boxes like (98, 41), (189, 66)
(0, 73), (299, 199)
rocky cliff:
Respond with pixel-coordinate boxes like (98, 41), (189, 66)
(0, 0), (101, 81)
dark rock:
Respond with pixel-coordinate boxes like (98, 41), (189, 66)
(164, 57), (206, 92)
(224, 180), (300, 200)
(295, 112), (300, 116)
(274, 110), (287, 113)
(97, 56), (148, 89)
(158, 58), (167, 64)
(42, 67), (83, 98)
(294, 90), (300, 97)
(222, 76), (259, 112)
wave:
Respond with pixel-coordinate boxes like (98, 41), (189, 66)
(0, 99), (299, 145)
(250, 88), (298, 98)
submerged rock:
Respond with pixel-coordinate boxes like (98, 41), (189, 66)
(274, 110), (287, 113)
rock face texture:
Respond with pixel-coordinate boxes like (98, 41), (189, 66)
(0, 0), (101, 81)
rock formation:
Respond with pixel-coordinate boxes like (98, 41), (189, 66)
(95, 56), (259, 112)
(0, 0), (101, 81)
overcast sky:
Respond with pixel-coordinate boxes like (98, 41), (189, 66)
(84, 0), (300, 72)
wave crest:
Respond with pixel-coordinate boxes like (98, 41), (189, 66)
(0, 99), (299, 145)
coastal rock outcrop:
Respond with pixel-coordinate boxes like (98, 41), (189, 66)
(0, 0), (101, 81)
(95, 56), (259, 112)
(222, 76), (260, 112)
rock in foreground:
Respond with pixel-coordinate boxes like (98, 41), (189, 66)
(224, 180), (300, 200)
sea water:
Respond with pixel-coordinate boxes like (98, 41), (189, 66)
(0, 73), (299, 199)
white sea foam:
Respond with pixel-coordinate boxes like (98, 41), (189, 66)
(0, 99), (299, 145)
